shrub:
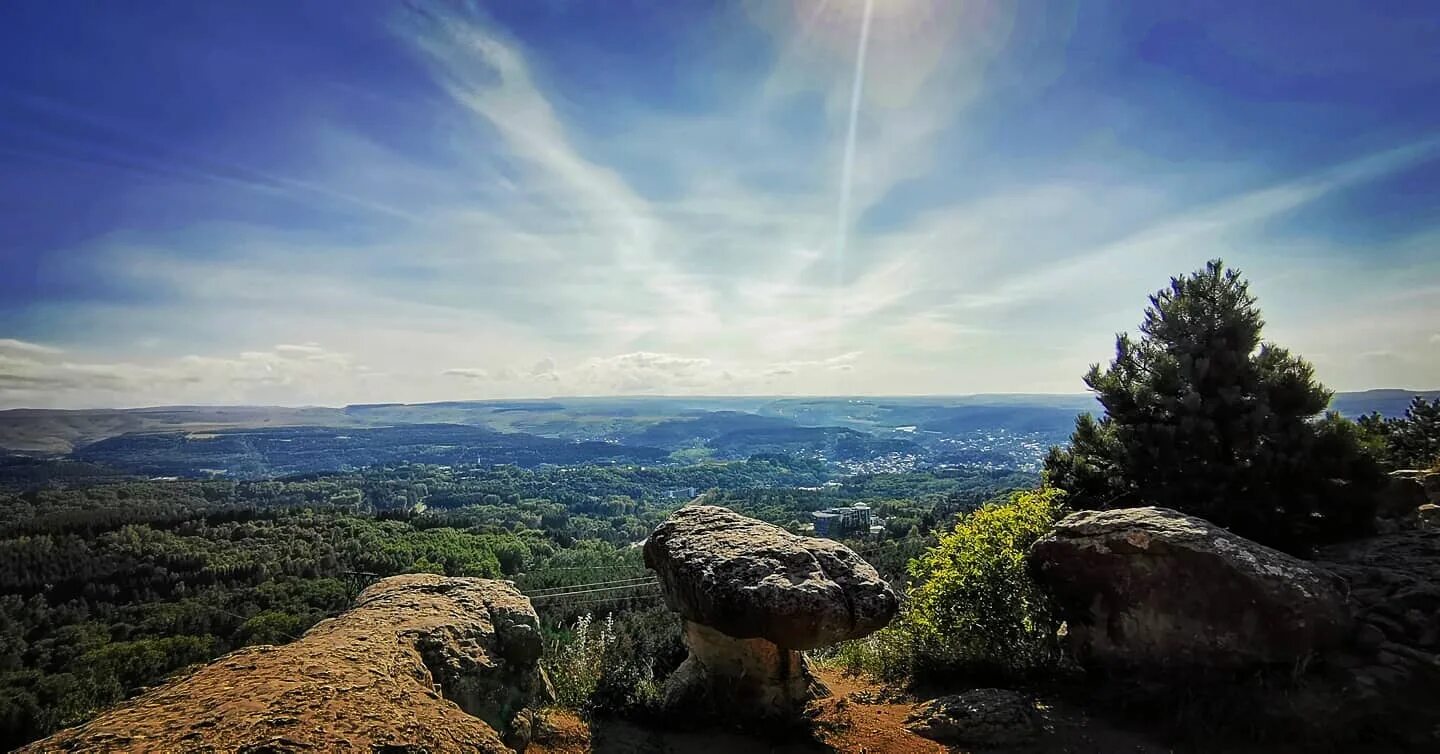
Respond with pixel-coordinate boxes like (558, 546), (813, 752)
(589, 607), (684, 718)
(543, 612), (613, 710)
(827, 488), (1064, 684)
(1044, 259), (1383, 552)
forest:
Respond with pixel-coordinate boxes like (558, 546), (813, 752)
(0, 454), (1030, 749)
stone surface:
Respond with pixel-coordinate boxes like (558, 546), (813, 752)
(643, 505), (897, 720)
(1378, 471), (1429, 519)
(660, 621), (830, 719)
(904, 689), (1043, 747)
(1393, 469), (1440, 503)
(1299, 529), (1440, 748)
(1321, 529), (1440, 653)
(22, 574), (552, 753)
(1028, 506), (1351, 670)
(643, 504), (898, 650)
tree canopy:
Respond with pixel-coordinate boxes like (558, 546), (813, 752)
(1359, 396), (1440, 470)
(1044, 260), (1382, 551)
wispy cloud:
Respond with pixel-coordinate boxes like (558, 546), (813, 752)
(2, 2), (1437, 407)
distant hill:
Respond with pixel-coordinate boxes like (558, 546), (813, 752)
(2, 392), (1434, 475)
(1328, 389), (1440, 419)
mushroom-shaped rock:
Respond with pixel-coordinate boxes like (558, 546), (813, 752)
(22, 574), (552, 753)
(644, 505), (898, 720)
(1028, 506), (1351, 672)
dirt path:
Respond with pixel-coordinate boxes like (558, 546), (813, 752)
(531, 668), (1172, 754)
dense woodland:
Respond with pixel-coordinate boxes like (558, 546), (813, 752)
(0, 454), (1029, 748)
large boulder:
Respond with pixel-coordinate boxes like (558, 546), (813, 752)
(1393, 468), (1440, 503)
(644, 505), (898, 720)
(1028, 506), (1351, 671)
(1377, 470), (1430, 520)
(22, 574), (552, 753)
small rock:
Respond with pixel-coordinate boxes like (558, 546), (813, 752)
(905, 689), (1042, 747)
(1355, 623), (1387, 652)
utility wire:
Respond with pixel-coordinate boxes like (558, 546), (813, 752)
(521, 563), (647, 574)
(541, 588), (665, 611)
(528, 579), (660, 601)
(523, 575), (657, 595)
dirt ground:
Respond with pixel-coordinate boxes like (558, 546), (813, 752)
(530, 667), (1172, 754)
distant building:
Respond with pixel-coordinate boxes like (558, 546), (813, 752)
(811, 504), (873, 538)
(664, 487), (698, 500)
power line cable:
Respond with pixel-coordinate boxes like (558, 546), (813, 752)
(528, 579), (660, 601)
(523, 575), (657, 595)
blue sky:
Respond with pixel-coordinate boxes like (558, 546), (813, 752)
(1, 0), (1437, 408)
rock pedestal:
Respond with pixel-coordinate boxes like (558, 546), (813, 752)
(664, 621), (829, 717)
(643, 505), (897, 720)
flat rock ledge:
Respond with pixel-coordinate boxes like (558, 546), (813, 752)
(22, 574), (552, 754)
(644, 505), (898, 721)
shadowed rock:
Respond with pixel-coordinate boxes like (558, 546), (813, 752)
(1028, 506), (1351, 671)
(905, 689), (1043, 747)
(22, 574), (552, 753)
(644, 505), (898, 720)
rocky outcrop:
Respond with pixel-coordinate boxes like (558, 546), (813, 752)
(1301, 529), (1440, 748)
(904, 689), (1043, 747)
(23, 574), (552, 753)
(1323, 528), (1440, 653)
(1028, 506), (1351, 671)
(1377, 470), (1431, 520)
(643, 505), (898, 720)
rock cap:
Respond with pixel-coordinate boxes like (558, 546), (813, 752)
(643, 505), (897, 650)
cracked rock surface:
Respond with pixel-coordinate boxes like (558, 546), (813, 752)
(22, 574), (551, 754)
(643, 504), (898, 650)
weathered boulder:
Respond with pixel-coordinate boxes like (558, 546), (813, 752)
(905, 689), (1043, 747)
(1028, 506), (1351, 671)
(1378, 470), (1430, 519)
(22, 574), (551, 753)
(1393, 468), (1440, 504)
(644, 505), (898, 719)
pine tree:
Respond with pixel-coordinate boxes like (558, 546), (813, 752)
(1044, 260), (1382, 551)
(1359, 396), (1440, 470)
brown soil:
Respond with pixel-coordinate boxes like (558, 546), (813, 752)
(532, 667), (1171, 754)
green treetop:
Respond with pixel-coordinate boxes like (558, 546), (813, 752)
(1044, 259), (1382, 551)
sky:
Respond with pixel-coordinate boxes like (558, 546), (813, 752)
(1, 0), (1438, 409)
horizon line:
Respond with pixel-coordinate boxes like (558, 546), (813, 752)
(3, 387), (1438, 414)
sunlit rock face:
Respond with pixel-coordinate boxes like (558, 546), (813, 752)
(21, 575), (551, 754)
(1028, 506), (1352, 671)
(643, 504), (898, 720)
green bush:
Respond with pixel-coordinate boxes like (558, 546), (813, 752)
(543, 613), (614, 710)
(589, 607), (684, 719)
(828, 488), (1064, 683)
